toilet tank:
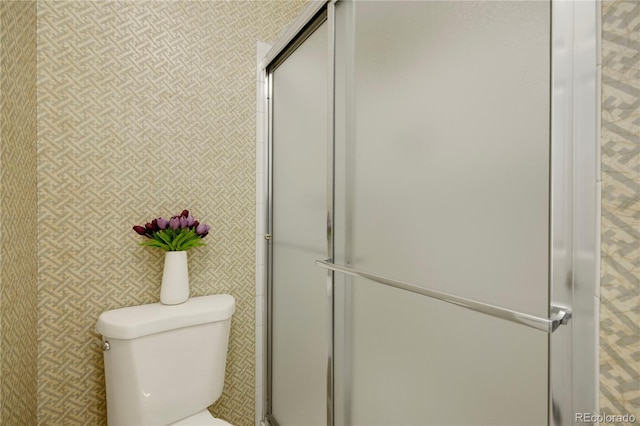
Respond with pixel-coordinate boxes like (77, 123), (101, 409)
(96, 294), (235, 426)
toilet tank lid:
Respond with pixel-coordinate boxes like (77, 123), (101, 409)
(96, 294), (235, 340)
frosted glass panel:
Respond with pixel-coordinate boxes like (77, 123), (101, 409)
(347, 0), (551, 316)
(334, 1), (551, 424)
(348, 280), (548, 426)
(270, 22), (328, 426)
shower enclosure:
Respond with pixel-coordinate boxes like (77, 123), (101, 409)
(260, 1), (599, 425)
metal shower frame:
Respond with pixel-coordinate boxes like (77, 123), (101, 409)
(259, 1), (600, 424)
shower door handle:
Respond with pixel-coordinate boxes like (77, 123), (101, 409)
(315, 259), (571, 333)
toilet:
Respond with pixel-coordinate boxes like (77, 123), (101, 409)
(96, 294), (235, 426)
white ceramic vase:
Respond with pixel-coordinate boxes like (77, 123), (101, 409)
(160, 251), (189, 305)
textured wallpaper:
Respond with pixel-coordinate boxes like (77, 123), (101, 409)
(9, 1), (637, 424)
(0, 1), (38, 425)
(600, 0), (640, 421)
(35, 1), (306, 425)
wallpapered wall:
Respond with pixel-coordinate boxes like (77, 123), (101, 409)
(600, 0), (640, 421)
(2, 1), (638, 425)
(35, 1), (305, 425)
(0, 1), (38, 425)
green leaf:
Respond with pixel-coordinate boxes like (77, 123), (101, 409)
(139, 241), (170, 250)
(170, 231), (185, 250)
(157, 231), (172, 245)
(180, 235), (206, 251)
(138, 227), (207, 252)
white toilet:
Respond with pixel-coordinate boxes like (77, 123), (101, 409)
(96, 294), (235, 426)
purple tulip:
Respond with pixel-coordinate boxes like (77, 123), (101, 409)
(196, 223), (210, 238)
(179, 216), (188, 228)
(133, 225), (148, 236)
(169, 217), (180, 230)
(157, 217), (169, 230)
(135, 210), (209, 248)
(144, 220), (158, 233)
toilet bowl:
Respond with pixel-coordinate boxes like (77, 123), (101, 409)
(96, 294), (235, 426)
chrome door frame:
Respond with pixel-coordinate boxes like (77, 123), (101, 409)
(262, 2), (332, 426)
(550, 1), (600, 424)
(259, 1), (600, 424)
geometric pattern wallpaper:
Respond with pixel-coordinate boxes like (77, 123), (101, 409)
(600, 0), (640, 422)
(7, 1), (637, 424)
(0, 1), (38, 425)
(35, 1), (306, 425)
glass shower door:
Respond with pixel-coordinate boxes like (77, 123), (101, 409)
(332, 1), (552, 424)
(269, 19), (328, 426)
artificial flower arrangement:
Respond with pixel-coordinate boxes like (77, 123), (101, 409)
(133, 209), (210, 251)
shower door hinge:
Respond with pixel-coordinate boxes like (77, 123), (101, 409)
(265, 234), (272, 240)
